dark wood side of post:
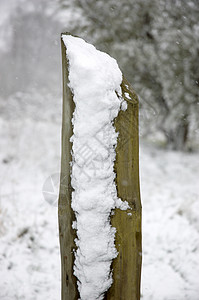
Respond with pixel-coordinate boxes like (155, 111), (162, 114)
(58, 34), (79, 300)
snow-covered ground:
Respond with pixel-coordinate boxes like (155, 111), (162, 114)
(0, 92), (199, 300)
(140, 142), (199, 299)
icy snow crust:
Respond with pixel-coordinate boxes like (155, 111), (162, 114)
(62, 35), (128, 300)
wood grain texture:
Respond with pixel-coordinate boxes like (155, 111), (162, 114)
(59, 33), (142, 300)
(105, 77), (142, 300)
(58, 35), (79, 300)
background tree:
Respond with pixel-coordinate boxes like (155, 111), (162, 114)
(59, 0), (199, 150)
(0, 0), (198, 150)
(0, 0), (61, 96)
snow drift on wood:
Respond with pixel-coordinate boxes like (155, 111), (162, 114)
(62, 35), (129, 300)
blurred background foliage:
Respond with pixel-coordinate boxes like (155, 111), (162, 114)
(0, 0), (198, 150)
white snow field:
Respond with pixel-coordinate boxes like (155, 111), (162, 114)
(0, 90), (199, 300)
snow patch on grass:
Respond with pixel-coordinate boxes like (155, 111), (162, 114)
(0, 91), (199, 299)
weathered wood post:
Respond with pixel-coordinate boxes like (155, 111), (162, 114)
(104, 77), (142, 300)
(58, 33), (142, 300)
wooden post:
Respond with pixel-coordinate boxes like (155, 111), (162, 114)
(104, 78), (142, 300)
(58, 35), (79, 300)
(58, 33), (142, 300)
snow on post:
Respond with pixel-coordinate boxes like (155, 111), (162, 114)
(59, 33), (142, 300)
